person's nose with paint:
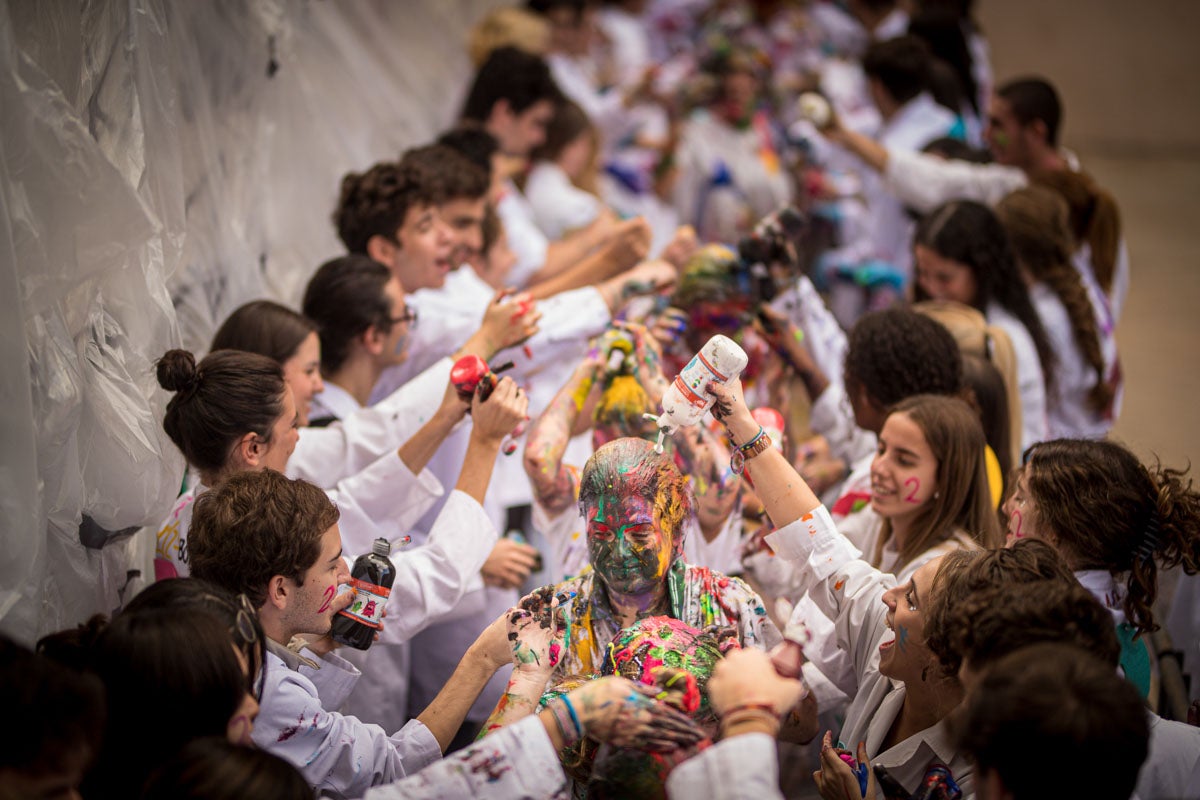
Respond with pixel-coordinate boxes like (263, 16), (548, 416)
(587, 495), (670, 596)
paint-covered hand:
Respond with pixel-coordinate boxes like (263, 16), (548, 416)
(649, 306), (689, 353)
(618, 258), (678, 299)
(568, 676), (704, 751)
(481, 538), (539, 589)
(660, 224), (698, 270)
(477, 289), (541, 357)
(507, 588), (565, 677)
(471, 376), (529, 443)
(708, 648), (808, 718)
(814, 733), (877, 800)
(706, 379), (758, 444)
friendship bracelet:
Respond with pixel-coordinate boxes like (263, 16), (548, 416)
(721, 701), (780, 719)
(547, 696), (583, 748)
(736, 426), (766, 452)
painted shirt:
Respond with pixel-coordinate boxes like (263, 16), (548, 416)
(541, 560), (780, 677)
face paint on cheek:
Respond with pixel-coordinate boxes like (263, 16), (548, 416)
(1009, 509), (1024, 539)
(317, 584), (336, 614)
(895, 624), (909, 652)
(903, 477), (921, 503)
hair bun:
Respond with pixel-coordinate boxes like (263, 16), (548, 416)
(156, 349), (200, 393)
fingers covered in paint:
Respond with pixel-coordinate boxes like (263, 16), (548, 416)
(507, 588), (564, 675)
(480, 289), (541, 352)
(567, 676), (704, 751)
(814, 732), (876, 800)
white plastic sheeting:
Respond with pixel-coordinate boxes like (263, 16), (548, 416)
(0, 0), (504, 643)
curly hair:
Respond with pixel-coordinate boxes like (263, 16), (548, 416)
(400, 143), (489, 203)
(875, 395), (1002, 571)
(946, 579), (1120, 676)
(996, 186), (1113, 415)
(924, 539), (1075, 678)
(1022, 438), (1200, 635)
(914, 200), (1057, 397)
(844, 309), (963, 411)
(189, 469), (340, 610)
(157, 349), (286, 476)
(302, 255), (395, 375)
(578, 438), (695, 559)
(333, 160), (446, 255)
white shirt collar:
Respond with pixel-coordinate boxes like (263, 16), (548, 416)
(1075, 569), (1128, 625)
(307, 381), (360, 425)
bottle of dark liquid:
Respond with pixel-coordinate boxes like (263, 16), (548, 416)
(331, 538), (395, 650)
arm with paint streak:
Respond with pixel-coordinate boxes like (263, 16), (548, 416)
(523, 356), (605, 515)
(707, 379), (822, 528)
(479, 590), (565, 737)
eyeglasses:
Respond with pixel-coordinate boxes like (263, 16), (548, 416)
(390, 304), (418, 328)
(217, 592), (265, 701)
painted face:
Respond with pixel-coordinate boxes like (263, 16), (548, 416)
(389, 204), (454, 291)
(281, 331), (324, 426)
(440, 196), (487, 265)
(587, 493), (673, 596)
(718, 71), (759, 125)
(281, 523), (349, 638)
(984, 94), (1031, 168)
(226, 645), (259, 747)
(870, 411), (939, 523)
(1002, 467), (1048, 547)
(878, 557), (943, 683)
(257, 385), (300, 474)
(914, 244), (979, 306)
(492, 98), (556, 157)
(381, 276), (412, 366)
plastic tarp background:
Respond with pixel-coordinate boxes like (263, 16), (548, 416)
(0, 0), (505, 644)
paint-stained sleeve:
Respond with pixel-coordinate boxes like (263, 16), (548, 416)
(362, 714), (569, 800)
(727, 576), (783, 651)
(665, 733), (784, 800)
(253, 653), (442, 798)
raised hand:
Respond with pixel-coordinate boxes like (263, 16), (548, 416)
(814, 732), (877, 800)
(564, 676), (704, 751)
(470, 376), (528, 443)
(481, 537), (540, 590)
(507, 587), (565, 676)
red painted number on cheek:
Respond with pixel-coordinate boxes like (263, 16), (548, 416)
(317, 585), (336, 614)
(1010, 509), (1024, 539)
(903, 477), (921, 503)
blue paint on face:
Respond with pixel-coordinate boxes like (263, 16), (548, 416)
(895, 623), (909, 652)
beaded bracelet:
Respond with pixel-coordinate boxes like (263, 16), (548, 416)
(547, 696), (584, 747)
(736, 426), (766, 452)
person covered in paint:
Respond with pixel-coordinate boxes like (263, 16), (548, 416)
(532, 436), (780, 680)
(1002, 438), (1200, 698)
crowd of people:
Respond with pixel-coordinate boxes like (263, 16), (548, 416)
(5, 1), (1200, 799)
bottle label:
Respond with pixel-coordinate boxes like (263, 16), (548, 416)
(336, 577), (391, 630)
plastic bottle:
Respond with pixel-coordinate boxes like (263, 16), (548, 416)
(331, 538), (396, 651)
(645, 334), (748, 453)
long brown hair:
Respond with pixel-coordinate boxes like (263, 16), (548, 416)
(996, 187), (1113, 414)
(876, 395), (1003, 570)
(1029, 168), (1122, 296)
(1023, 439), (1200, 635)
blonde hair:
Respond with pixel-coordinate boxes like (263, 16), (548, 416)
(914, 300), (1023, 472)
(467, 7), (550, 67)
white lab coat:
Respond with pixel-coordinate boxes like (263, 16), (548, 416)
(255, 641), (442, 799)
(666, 732), (783, 799)
(363, 714), (569, 800)
(290, 356), (452, 488)
(524, 162), (603, 241)
(496, 179), (551, 289)
(764, 507), (975, 796)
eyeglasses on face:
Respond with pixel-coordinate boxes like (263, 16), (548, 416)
(390, 304), (418, 328)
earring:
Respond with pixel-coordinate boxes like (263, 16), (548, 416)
(933, 491), (941, 500)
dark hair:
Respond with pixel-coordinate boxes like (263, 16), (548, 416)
(960, 352), (1012, 488)
(481, 202), (504, 255)
(527, 0), (588, 21)
(302, 255), (395, 375)
(996, 186), (1113, 414)
(924, 539), (1074, 677)
(844, 309), (963, 409)
(122, 578), (267, 702)
(86, 607), (251, 797)
(189, 469), (340, 609)
(924, 57), (966, 116)
(0, 635), (104, 784)
(908, 8), (979, 113)
(333, 160), (445, 255)
(1022, 439), (1200, 635)
(913, 200), (1057, 394)
(530, 98), (593, 164)
(876, 395), (1002, 569)
(401, 142), (490, 202)
(579, 438), (695, 556)
(210, 300), (317, 365)
(955, 644), (1148, 800)
(141, 737), (312, 800)
(997, 77), (1062, 146)
(862, 35), (931, 106)
(437, 125), (500, 178)
(157, 349), (286, 476)
(947, 579), (1120, 675)
(461, 46), (562, 123)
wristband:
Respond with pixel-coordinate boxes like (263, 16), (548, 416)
(730, 427), (774, 475)
(547, 696), (583, 748)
